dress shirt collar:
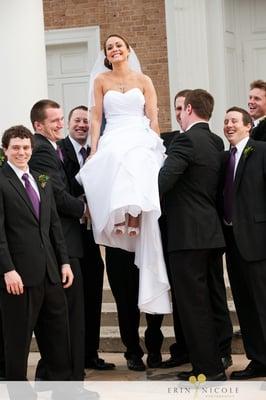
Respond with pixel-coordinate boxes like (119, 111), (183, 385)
(69, 136), (88, 154)
(7, 161), (30, 179)
(47, 138), (57, 150)
(186, 120), (209, 132)
(253, 115), (266, 128)
(234, 136), (250, 155)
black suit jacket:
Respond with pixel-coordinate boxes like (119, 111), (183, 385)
(160, 130), (180, 151)
(159, 122), (225, 252)
(251, 117), (266, 142)
(223, 138), (266, 261)
(57, 136), (85, 197)
(0, 164), (69, 287)
(29, 134), (83, 258)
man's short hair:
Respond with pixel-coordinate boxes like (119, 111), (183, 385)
(250, 80), (266, 94)
(68, 105), (88, 122)
(30, 99), (60, 128)
(174, 89), (191, 108)
(226, 106), (252, 127)
(184, 89), (214, 120)
(2, 125), (34, 149)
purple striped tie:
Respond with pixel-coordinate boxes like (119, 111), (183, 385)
(22, 173), (40, 219)
(56, 146), (64, 162)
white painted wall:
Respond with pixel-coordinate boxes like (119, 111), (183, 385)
(0, 0), (48, 133)
(165, 0), (227, 136)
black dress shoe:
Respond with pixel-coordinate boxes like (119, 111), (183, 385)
(0, 369), (6, 381)
(85, 357), (116, 370)
(127, 355), (146, 371)
(177, 370), (227, 381)
(161, 354), (190, 368)
(221, 355), (233, 370)
(230, 360), (266, 380)
(147, 353), (162, 368)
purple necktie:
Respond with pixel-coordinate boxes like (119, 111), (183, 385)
(22, 173), (40, 220)
(79, 147), (87, 165)
(56, 145), (64, 162)
(223, 147), (237, 224)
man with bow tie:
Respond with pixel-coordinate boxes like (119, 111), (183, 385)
(58, 105), (115, 371)
(222, 106), (266, 380)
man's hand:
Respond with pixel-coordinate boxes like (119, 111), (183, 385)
(61, 264), (74, 288)
(83, 204), (91, 219)
(4, 270), (24, 295)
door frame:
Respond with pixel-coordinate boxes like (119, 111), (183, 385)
(45, 26), (101, 69)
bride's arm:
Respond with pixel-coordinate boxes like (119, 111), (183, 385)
(90, 77), (104, 155)
(143, 75), (160, 134)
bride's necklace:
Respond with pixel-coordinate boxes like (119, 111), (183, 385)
(118, 82), (126, 93)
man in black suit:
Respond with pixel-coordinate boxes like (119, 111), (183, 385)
(0, 125), (73, 381)
(160, 90), (232, 369)
(249, 79), (266, 141)
(29, 100), (87, 381)
(222, 106), (266, 380)
(159, 89), (226, 381)
(58, 105), (115, 370)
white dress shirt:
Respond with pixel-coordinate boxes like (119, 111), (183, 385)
(7, 161), (40, 199)
(233, 136), (249, 178)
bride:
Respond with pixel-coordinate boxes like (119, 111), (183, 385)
(78, 34), (171, 314)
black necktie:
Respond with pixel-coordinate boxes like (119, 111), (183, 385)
(223, 147), (237, 224)
(80, 147), (87, 165)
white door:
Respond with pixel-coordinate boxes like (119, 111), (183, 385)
(46, 42), (89, 136)
(240, 0), (266, 98)
(224, 0), (266, 108)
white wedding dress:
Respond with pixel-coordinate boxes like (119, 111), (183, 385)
(79, 87), (171, 314)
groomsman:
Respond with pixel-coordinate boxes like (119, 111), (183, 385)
(58, 105), (115, 370)
(159, 89), (226, 380)
(29, 99), (86, 380)
(0, 125), (72, 380)
(160, 90), (232, 370)
(222, 106), (266, 379)
(248, 79), (266, 141)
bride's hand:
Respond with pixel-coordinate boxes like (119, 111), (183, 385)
(87, 148), (97, 160)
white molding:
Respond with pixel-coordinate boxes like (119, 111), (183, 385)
(45, 26), (101, 67)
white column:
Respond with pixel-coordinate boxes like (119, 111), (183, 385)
(165, 0), (227, 138)
(0, 0), (48, 133)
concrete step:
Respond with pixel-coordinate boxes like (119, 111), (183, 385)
(30, 325), (244, 354)
(99, 300), (239, 326)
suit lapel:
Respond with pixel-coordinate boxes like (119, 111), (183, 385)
(234, 139), (254, 191)
(31, 170), (46, 224)
(64, 137), (79, 166)
(3, 164), (39, 221)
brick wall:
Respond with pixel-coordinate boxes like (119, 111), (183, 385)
(43, 0), (171, 131)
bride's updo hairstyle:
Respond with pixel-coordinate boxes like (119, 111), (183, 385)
(103, 33), (130, 70)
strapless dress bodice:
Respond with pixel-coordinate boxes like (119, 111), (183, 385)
(103, 88), (145, 120)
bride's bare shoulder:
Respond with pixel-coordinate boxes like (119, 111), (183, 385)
(95, 71), (112, 84)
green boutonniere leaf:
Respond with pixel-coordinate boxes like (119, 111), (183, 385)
(38, 174), (49, 188)
(243, 146), (254, 159)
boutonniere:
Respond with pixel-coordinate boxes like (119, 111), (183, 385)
(243, 146), (254, 159)
(0, 149), (5, 167)
(38, 174), (49, 188)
